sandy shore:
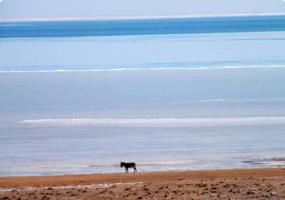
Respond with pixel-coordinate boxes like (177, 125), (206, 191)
(0, 168), (285, 199)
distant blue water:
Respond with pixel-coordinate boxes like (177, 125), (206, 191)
(0, 15), (285, 176)
(1, 15), (285, 38)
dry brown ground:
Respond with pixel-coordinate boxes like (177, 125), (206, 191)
(0, 168), (285, 200)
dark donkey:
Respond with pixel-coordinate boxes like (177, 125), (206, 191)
(120, 162), (137, 173)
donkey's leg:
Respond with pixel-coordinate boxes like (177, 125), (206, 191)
(134, 167), (137, 173)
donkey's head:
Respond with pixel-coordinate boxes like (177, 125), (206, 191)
(120, 162), (124, 167)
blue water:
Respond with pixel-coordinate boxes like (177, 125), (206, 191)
(1, 15), (285, 38)
(1, 15), (285, 176)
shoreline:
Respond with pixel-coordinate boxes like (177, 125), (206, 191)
(1, 168), (285, 199)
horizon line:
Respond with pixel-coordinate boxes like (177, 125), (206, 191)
(1, 12), (285, 22)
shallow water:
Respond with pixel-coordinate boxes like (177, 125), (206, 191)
(0, 16), (285, 176)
